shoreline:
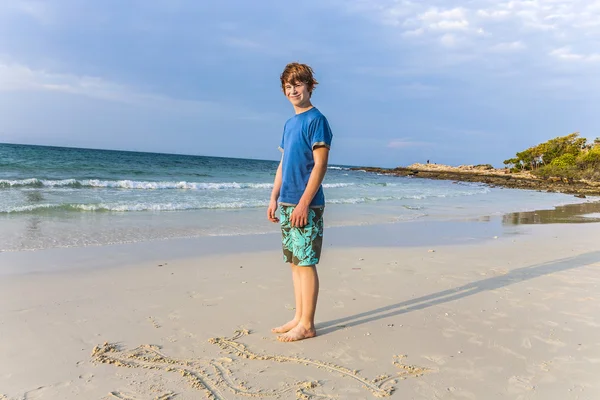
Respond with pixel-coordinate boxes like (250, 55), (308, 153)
(3, 199), (600, 276)
(2, 187), (597, 253)
(0, 217), (507, 276)
(4, 198), (600, 276)
(354, 163), (600, 197)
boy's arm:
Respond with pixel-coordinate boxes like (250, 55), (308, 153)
(268, 160), (283, 223)
(290, 146), (329, 227)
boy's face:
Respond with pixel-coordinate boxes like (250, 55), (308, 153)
(284, 81), (311, 107)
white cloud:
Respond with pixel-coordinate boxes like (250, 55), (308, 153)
(0, 61), (270, 120)
(476, 9), (509, 19)
(404, 6), (472, 35)
(402, 28), (424, 37)
(341, 0), (600, 59)
(335, 0), (600, 100)
(550, 47), (600, 62)
(356, 0), (417, 26)
(0, 0), (55, 24)
(440, 33), (458, 47)
(490, 41), (526, 52)
(420, 7), (465, 21)
(430, 19), (469, 31)
(0, 62), (177, 106)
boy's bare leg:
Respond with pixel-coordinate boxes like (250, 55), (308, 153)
(271, 263), (303, 333)
(278, 265), (319, 342)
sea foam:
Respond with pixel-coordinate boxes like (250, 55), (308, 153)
(0, 178), (361, 190)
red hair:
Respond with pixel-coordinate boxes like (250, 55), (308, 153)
(280, 62), (319, 94)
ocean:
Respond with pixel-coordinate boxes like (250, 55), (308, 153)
(0, 143), (591, 252)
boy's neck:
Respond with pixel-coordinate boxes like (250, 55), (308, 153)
(293, 101), (314, 115)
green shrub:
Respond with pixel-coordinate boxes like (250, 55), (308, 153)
(534, 164), (579, 180)
(577, 148), (600, 169)
(506, 133), (600, 182)
(550, 153), (577, 168)
(474, 164), (494, 170)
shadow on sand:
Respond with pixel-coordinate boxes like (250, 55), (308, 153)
(317, 250), (600, 335)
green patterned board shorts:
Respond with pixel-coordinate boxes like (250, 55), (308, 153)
(280, 205), (324, 266)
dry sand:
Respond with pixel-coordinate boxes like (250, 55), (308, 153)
(1, 222), (600, 399)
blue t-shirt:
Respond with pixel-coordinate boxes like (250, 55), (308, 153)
(278, 107), (333, 207)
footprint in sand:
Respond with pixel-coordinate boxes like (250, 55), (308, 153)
(332, 300), (345, 309)
(422, 354), (448, 366)
(147, 316), (161, 329)
(203, 296), (224, 307)
(92, 330), (431, 399)
(507, 375), (535, 393)
(167, 311), (181, 321)
(538, 361), (552, 372)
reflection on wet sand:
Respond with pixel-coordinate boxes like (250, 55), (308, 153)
(503, 201), (600, 225)
(22, 190), (45, 242)
(24, 190), (44, 203)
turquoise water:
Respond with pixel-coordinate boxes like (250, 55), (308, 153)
(0, 143), (592, 251)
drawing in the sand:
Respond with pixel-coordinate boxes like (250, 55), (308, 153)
(92, 330), (431, 399)
(106, 391), (176, 400)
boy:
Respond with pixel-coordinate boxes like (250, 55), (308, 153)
(267, 62), (333, 342)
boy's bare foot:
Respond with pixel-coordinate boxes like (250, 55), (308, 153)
(277, 324), (316, 342)
(271, 319), (299, 334)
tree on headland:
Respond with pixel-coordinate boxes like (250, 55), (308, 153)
(503, 132), (600, 181)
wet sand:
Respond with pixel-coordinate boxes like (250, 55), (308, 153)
(1, 219), (600, 399)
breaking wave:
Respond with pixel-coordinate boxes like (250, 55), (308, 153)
(0, 179), (361, 190)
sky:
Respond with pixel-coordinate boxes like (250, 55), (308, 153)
(0, 0), (599, 168)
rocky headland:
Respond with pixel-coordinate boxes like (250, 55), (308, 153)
(354, 163), (600, 197)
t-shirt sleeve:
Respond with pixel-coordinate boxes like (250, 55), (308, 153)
(308, 115), (333, 150)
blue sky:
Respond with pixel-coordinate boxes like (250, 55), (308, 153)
(0, 0), (599, 168)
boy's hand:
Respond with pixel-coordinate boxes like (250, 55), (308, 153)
(290, 204), (309, 227)
(267, 199), (279, 223)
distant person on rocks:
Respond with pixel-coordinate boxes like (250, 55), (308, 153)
(267, 62), (333, 342)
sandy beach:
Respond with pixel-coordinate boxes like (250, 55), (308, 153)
(1, 220), (600, 399)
